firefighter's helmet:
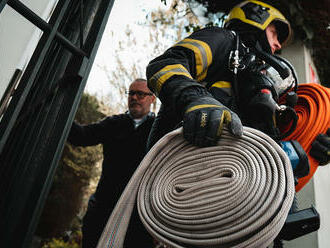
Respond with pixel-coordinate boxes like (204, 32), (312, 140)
(224, 0), (292, 46)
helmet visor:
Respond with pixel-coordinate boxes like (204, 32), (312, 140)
(273, 20), (291, 46)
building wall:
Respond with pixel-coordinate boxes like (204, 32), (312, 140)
(281, 41), (330, 248)
(0, 0), (58, 101)
(314, 163), (330, 247)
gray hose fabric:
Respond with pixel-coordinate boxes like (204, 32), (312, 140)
(97, 127), (295, 248)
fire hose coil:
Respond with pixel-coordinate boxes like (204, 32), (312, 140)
(97, 127), (295, 248)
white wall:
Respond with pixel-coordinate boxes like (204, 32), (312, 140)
(0, 0), (58, 101)
(314, 163), (330, 247)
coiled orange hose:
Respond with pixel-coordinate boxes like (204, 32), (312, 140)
(283, 83), (330, 192)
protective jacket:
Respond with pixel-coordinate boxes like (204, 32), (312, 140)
(147, 26), (243, 149)
(68, 112), (155, 247)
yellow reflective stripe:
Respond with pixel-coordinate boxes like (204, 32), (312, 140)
(186, 104), (220, 113)
(211, 81), (231, 89)
(174, 38), (212, 81)
(149, 64), (192, 95)
(217, 110), (231, 136)
(210, 81), (232, 96)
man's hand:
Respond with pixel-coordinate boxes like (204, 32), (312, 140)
(183, 96), (243, 147)
(310, 128), (330, 165)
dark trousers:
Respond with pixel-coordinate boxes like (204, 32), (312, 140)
(82, 195), (154, 248)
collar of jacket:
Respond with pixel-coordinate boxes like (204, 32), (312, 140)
(127, 111), (155, 129)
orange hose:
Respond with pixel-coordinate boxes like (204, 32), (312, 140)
(283, 83), (330, 192)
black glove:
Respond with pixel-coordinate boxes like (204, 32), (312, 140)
(183, 96), (243, 147)
(310, 128), (330, 165)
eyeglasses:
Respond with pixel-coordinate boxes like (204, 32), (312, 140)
(126, 90), (153, 99)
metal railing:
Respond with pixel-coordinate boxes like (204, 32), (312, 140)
(0, 0), (115, 247)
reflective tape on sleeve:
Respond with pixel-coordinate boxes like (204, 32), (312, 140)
(175, 38), (212, 81)
(149, 64), (193, 96)
(210, 81), (232, 95)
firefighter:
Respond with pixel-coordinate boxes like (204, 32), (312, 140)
(146, 2), (330, 246)
(146, 0), (293, 149)
(146, 0), (329, 171)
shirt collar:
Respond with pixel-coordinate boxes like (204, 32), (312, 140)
(127, 111), (154, 129)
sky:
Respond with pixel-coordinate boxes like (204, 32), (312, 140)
(84, 0), (169, 98)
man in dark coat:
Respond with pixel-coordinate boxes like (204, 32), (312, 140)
(68, 78), (156, 248)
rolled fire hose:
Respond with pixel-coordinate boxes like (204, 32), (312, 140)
(282, 83), (330, 192)
(97, 127), (295, 248)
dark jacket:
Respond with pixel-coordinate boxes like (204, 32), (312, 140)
(146, 27), (240, 148)
(68, 112), (155, 247)
(68, 112), (155, 208)
(147, 26), (237, 109)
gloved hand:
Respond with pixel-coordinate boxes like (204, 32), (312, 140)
(310, 128), (330, 165)
(183, 96), (243, 147)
